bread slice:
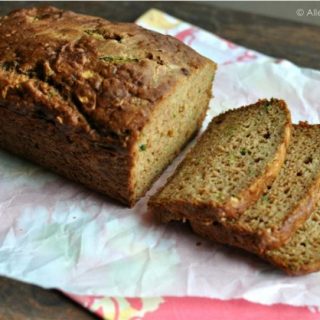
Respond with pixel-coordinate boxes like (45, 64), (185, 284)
(190, 123), (320, 254)
(264, 202), (320, 275)
(149, 99), (291, 221)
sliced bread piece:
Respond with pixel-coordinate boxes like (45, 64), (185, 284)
(149, 99), (291, 221)
(264, 202), (320, 275)
(190, 123), (320, 253)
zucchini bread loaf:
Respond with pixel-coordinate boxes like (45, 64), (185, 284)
(0, 6), (216, 206)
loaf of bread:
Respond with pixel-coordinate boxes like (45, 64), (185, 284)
(191, 124), (320, 254)
(149, 99), (291, 221)
(0, 6), (216, 206)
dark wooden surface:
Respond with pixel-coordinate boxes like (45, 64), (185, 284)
(0, 1), (319, 319)
(1, 1), (320, 69)
(0, 276), (97, 320)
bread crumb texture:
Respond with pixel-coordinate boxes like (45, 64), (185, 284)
(150, 98), (291, 217)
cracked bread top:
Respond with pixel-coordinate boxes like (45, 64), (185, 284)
(0, 6), (209, 151)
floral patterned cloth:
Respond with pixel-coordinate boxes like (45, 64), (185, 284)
(69, 294), (320, 320)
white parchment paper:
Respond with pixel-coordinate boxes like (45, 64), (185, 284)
(0, 9), (320, 307)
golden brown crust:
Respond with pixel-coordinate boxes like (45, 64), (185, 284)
(0, 6), (208, 150)
(149, 99), (292, 219)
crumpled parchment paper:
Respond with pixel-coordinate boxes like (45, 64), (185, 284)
(0, 9), (320, 307)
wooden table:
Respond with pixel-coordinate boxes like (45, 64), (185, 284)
(0, 1), (319, 319)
